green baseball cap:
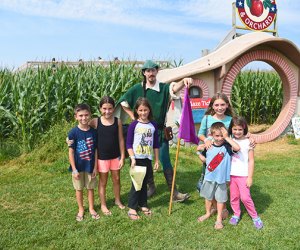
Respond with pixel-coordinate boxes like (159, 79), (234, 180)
(141, 60), (159, 70)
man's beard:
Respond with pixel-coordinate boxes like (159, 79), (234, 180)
(148, 75), (156, 84)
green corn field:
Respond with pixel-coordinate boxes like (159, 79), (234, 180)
(231, 70), (283, 124)
(0, 64), (283, 151)
(0, 63), (141, 151)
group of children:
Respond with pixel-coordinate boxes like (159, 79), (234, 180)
(67, 92), (263, 230)
(196, 93), (263, 230)
(68, 96), (158, 221)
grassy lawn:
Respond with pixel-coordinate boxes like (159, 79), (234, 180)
(0, 124), (300, 249)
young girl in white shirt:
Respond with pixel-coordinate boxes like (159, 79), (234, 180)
(228, 116), (263, 230)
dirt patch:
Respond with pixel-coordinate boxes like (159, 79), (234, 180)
(249, 124), (271, 134)
(254, 136), (299, 159)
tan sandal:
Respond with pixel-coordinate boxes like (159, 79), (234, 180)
(214, 221), (224, 230)
(91, 213), (100, 220)
(76, 214), (84, 222)
(141, 207), (152, 216)
(197, 214), (210, 222)
(128, 212), (140, 220)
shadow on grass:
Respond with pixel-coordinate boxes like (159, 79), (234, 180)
(224, 184), (272, 217)
(93, 166), (272, 218)
(248, 184), (272, 214)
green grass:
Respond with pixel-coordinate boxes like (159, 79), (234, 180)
(0, 124), (300, 249)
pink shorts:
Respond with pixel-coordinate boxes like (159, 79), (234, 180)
(97, 158), (120, 173)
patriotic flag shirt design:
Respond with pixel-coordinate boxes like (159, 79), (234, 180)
(68, 126), (97, 173)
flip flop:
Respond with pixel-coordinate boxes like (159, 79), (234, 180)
(141, 208), (152, 216)
(128, 212), (140, 220)
(91, 213), (100, 220)
(197, 214), (210, 222)
(214, 221), (224, 230)
(101, 210), (112, 216)
(76, 214), (84, 222)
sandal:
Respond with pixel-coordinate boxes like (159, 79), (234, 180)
(102, 210), (112, 216)
(91, 213), (100, 220)
(76, 214), (84, 222)
(214, 221), (224, 230)
(128, 212), (140, 220)
(141, 207), (152, 216)
(197, 214), (210, 222)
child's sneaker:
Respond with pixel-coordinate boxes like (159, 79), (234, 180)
(253, 217), (263, 230)
(229, 216), (240, 226)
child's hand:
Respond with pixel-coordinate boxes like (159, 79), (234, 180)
(130, 158), (136, 168)
(246, 177), (253, 187)
(74, 173), (80, 180)
(119, 158), (125, 169)
(248, 136), (256, 148)
(153, 161), (159, 171)
(220, 127), (229, 139)
(92, 169), (97, 178)
(66, 137), (74, 147)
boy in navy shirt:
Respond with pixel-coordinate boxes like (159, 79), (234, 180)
(68, 104), (99, 221)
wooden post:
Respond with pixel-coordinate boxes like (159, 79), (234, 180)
(168, 138), (181, 215)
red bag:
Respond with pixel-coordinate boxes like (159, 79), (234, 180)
(207, 152), (224, 172)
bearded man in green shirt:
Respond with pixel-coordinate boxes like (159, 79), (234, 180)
(118, 60), (193, 202)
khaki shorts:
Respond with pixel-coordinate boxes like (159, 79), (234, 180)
(72, 172), (97, 190)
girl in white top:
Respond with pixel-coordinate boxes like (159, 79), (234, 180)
(228, 116), (263, 230)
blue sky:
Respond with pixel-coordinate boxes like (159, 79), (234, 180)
(0, 0), (299, 70)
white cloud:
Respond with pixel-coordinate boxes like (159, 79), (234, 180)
(0, 0), (228, 39)
(1, 0), (297, 40)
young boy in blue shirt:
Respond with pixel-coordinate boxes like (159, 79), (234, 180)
(68, 104), (100, 221)
(197, 122), (240, 229)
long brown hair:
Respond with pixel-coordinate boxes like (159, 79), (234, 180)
(205, 92), (234, 116)
(99, 96), (115, 108)
(133, 97), (153, 120)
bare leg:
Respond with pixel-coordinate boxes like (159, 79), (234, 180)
(211, 199), (217, 214)
(87, 189), (95, 213)
(214, 202), (224, 229)
(76, 190), (84, 220)
(99, 172), (111, 215)
(197, 199), (212, 222)
(111, 170), (125, 209)
(216, 202), (223, 223)
(88, 189), (100, 219)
